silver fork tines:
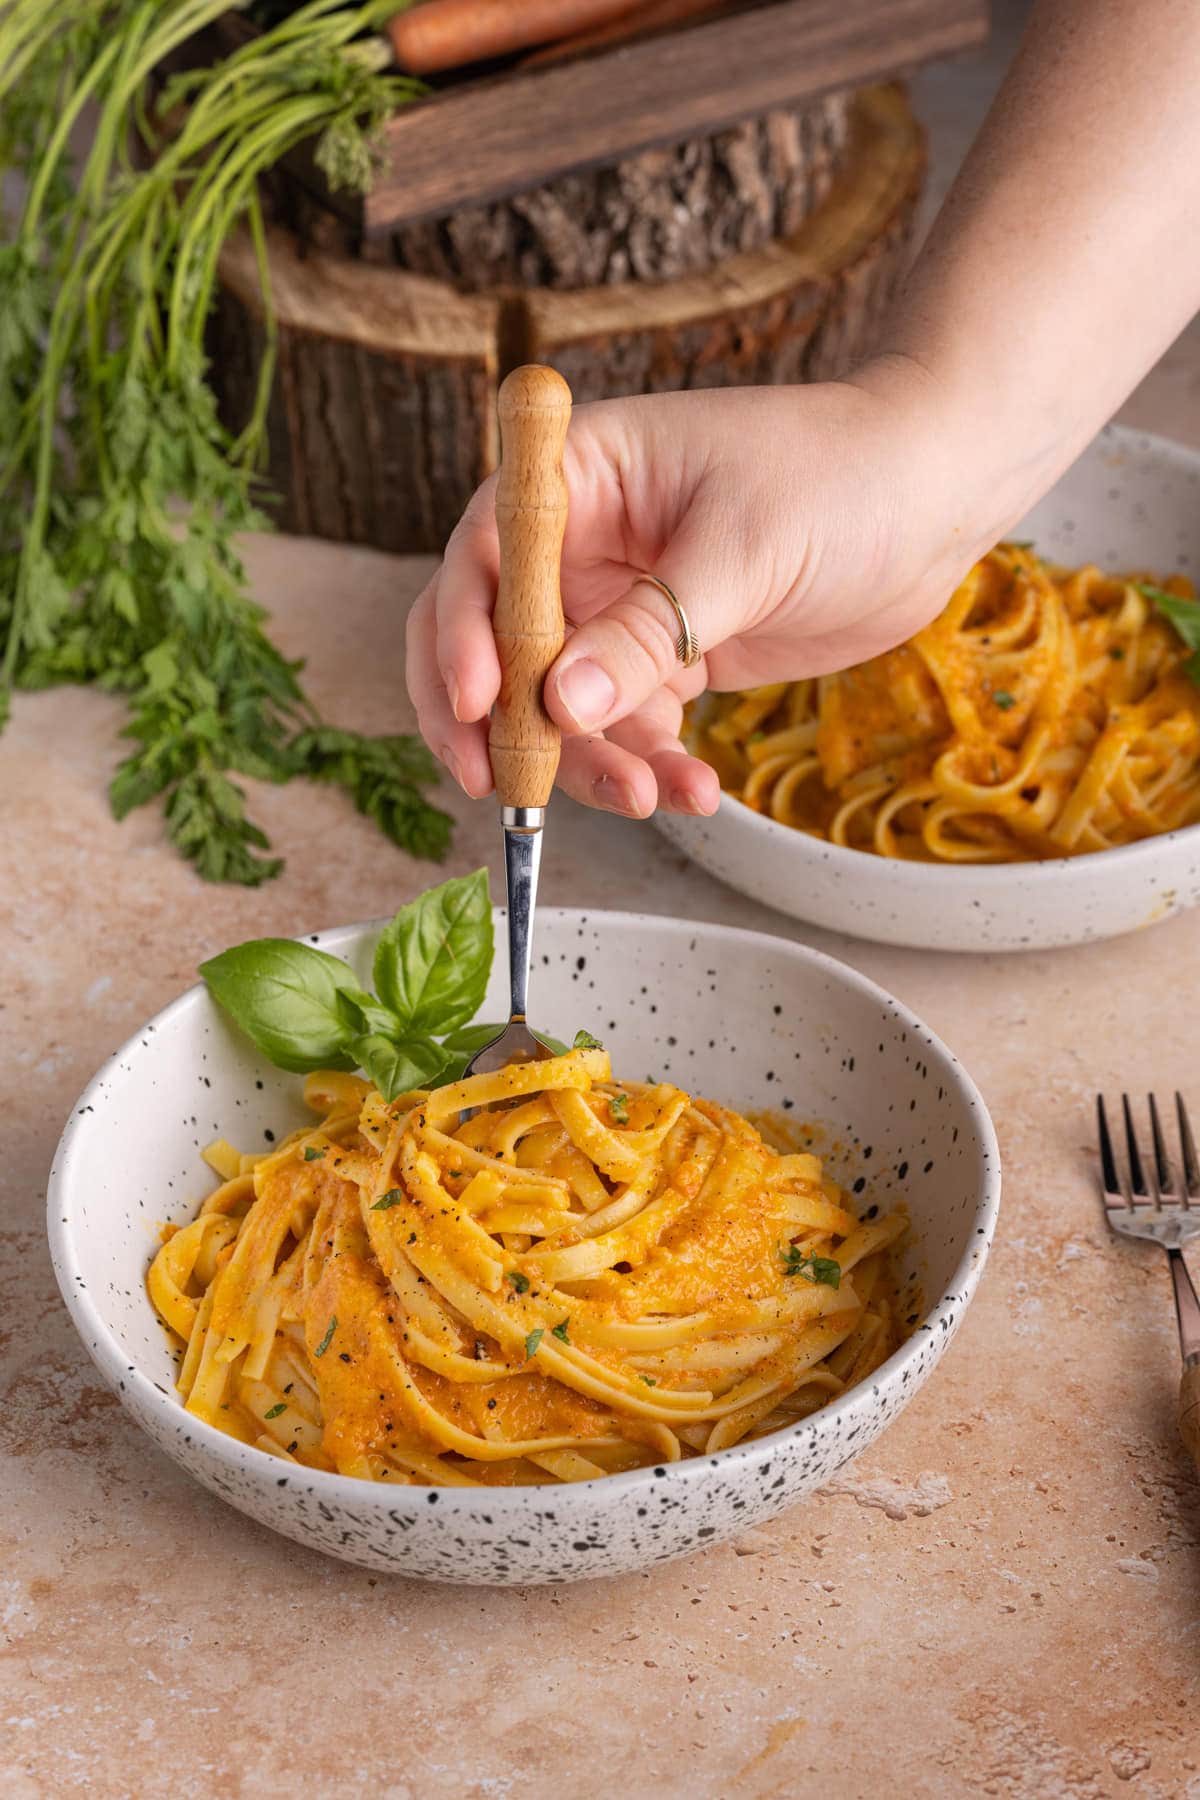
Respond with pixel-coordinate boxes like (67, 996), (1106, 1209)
(1097, 1091), (1200, 1365)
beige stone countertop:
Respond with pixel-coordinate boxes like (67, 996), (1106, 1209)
(4, 526), (1200, 1799)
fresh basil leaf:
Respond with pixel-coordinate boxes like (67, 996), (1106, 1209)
(352, 1032), (450, 1102)
(200, 939), (360, 1073)
(334, 986), (404, 1040)
(372, 870), (493, 1035)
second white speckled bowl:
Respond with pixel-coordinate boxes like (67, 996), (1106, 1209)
(656, 424), (1200, 952)
(48, 910), (999, 1584)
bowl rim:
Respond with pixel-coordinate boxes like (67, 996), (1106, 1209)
(681, 788), (1200, 888)
(48, 907), (1002, 1512)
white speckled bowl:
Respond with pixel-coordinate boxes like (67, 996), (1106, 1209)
(657, 424), (1200, 951)
(48, 910), (999, 1584)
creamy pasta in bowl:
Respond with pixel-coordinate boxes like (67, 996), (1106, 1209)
(656, 424), (1200, 951)
(48, 910), (999, 1584)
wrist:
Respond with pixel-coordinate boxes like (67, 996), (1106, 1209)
(846, 348), (1076, 573)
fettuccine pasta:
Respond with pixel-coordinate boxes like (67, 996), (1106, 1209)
(148, 1048), (906, 1487)
(695, 546), (1200, 862)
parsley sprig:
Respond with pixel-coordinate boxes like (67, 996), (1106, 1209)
(0, 2), (447, 883)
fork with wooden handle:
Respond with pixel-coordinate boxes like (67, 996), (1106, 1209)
(1097, 1092), (1200, 1470)
(461, 363), (572, 1087)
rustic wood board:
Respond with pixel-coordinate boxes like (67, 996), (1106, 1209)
(359, 0), (984, 229)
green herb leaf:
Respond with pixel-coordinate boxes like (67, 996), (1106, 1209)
(573, 1029), (603, 1050)
(506, 1270), (530, 1294)
(639, 1376), (657, 1387)
(314, 1315), (338, 1357)
(780, 1244), (842, 1288)
(264, 1402), (287, 1420)
(1138, 583), (1200, 684)
(200, 939), (362, 1074)
(992, 690), (1017, 711)
(609, 1093), (630, 1125)
(371, 1189), (405, 1211)
(372, 870), (493, 1036)
(551, 1318), (570, 1343)
(525, 1328), (544, 1359)
(304, 1146), (325, 1162)
(334, 986), (405, 1040)
(353, 1033), (450, 1104)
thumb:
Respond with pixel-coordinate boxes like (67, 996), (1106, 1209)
(546, 560), (713, 735)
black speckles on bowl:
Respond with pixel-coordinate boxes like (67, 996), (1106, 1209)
(47, 910), (1000, 1584)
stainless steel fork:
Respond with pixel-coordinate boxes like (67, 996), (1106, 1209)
(1097, 1093), (1200, 1471)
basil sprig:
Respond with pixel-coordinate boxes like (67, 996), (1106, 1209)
(201, 871), (495, 1100)
(200, 869), (578, 1102)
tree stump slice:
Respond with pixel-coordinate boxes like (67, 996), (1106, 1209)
(387, 93), (853, 291)
(214, 248), (500, 556)
(209, 84), (923, 554)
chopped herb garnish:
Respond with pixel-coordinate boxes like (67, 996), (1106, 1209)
(551, 1318), (570, 1343)
(371, 1189), (404, 1211)
(747, 730), (765, 745)
(525, 1328), (544, 1359)
(1137, 582), (1200, 686)
(264, 1402), (286, 1420)
(1109, 646), (1125, 660)
(507, 1270), (530, 1294)
(780, 1244), (841, 1288)
(992, 690), (1016, 711)
(314, 1314), (338, 1357)
(573, 1029), (603, 1050)
(303, 1146), (325, 1162)
(609, 1093), (630, 1125)
(639, 1376), (657, 1387)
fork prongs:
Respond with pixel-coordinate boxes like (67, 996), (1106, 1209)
(1097, 1094), (1123, 1205)
(1178, 1092), (1199, 1205)
(1122, 1092), (1151, 1204)
(1149, 1093), (1172, 1196)
(1098, 1092), (1197, 1212)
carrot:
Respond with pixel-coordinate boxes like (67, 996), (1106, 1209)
(519, 0), (732, 67)
(388, 0), (644, 74)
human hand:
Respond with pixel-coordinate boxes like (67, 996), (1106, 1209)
(405, 361), (1003, 818)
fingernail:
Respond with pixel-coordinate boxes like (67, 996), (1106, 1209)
(672, 788), (707, 815)
(593, 775), (638, 817)
(556, 659), (616, 731)
(440, 745), (466, 790)
(445, 671), (462, 721)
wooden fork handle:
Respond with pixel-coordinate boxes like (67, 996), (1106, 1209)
(1169, 1246), (1200, 1472)
(1180, 1363), (1200, 1471)
(490, 364), (571, 810)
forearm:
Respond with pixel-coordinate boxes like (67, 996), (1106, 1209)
(871, 0), (1200, 548)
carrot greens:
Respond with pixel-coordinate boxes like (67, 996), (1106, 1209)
(0, 1), (449, 882)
